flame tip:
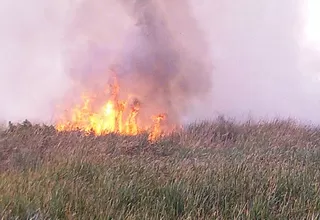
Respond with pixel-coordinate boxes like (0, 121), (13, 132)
(55, 74), (175, 141)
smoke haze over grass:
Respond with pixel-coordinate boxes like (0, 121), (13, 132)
(0, 0), (319, 124)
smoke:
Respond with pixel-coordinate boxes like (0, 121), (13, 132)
(190, 0), (320, 124)
(0, 0), (70, 123)
(1, 0), (320, 125)
(62, 0), (213, 127)
(117, 0), (213, 125)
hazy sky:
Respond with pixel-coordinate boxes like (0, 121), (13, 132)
(0, 0), (320, 124)
(189, 0), (320, 123)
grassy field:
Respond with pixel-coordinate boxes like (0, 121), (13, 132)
(1, 118), (320, 219)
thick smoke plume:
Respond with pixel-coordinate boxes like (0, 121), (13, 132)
(63, 0), (212, 127)
(118, 0), (213, 125)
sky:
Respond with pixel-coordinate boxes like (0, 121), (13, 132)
(305, 0), (320, 49)
(189, 0), (320, 123)
(0, 0), (319, 124)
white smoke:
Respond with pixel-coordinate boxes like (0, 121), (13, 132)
(0, 0), (71, 123)
(0, 0), (320, 124)
(189, 0), (320, 124)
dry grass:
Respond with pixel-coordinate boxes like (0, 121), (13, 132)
(1, 118), (320, 219)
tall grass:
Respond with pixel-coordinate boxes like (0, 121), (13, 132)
(1, 118), (320, 219)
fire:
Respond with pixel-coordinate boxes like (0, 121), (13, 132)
(126, 99), (140, 135)
(148, 114), (166, 141)
(56, 74), (169, 141)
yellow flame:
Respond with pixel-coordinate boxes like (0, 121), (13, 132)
(56, 75), (169, 140)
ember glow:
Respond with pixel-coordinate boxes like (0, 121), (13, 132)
(55, 74), (169, 141)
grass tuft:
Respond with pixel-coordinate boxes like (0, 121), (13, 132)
(1, 119), (320, 219)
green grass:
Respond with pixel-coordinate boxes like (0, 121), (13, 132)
(1, 118), (320, 219)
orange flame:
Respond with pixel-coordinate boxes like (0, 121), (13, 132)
(148, 113), (166, 141)
(56, 74), (170, 140)
(126, 99), (140, 135)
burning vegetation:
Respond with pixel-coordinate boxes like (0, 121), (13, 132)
(55, 0), (212, 140)
(56, 74), (168, 141)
